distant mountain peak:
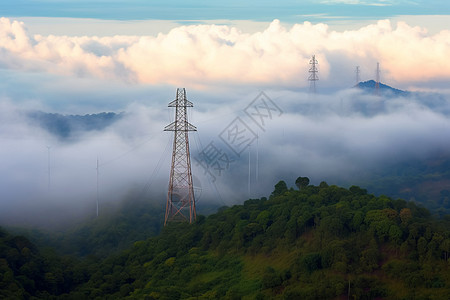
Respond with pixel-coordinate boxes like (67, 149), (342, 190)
(26, 111), (123, 139)
(355, 80), (409, 96)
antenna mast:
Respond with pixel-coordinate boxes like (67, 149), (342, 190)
(308, 55), (319, 94)
(164, 88), (197, 225)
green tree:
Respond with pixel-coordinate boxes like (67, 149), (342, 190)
(262, 267), (281, 289)
(271, 181), (288, 197)
(440, 239), (450, 261)
(295, 177), (310, 190)
(417, 237), (428, 259)
(399, 208), (412, 226)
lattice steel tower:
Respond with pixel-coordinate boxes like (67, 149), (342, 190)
(309, 55), (319, 93)
(164, 88), (197, 225)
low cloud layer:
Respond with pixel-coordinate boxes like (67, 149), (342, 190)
(1, 17), (450, 90)
(2, 87), (449, 228)
(1, 17), (450, 228)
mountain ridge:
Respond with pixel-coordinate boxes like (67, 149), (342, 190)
(26, 110), (123, 139)
(356, 80), (410, 96)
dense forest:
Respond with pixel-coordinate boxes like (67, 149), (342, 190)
(359, 156), (450, 217)
(1, 178), (449, 299)
(18, 195), (166, 258)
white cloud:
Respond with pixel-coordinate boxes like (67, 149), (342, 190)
(1, 17), (450, 91)
(1, 85), (450, 227)
(2, 17), (450, 228)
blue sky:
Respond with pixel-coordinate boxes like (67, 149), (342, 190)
(2, 0), (449, 22)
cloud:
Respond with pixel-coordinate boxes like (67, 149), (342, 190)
(1, 86), (450, 228)
(1, 17), (450, 228)
(187, 88), (450, 202)
(0, 100), (172, 227)
(1, 17), (450, 91)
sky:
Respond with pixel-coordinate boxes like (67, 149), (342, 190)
(2, 1), (449, 21)
(1, 1), (450, 228)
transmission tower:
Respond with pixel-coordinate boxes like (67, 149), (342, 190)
(164, 88), (197, 225)
(308, 55), (319, 93)
(355, 66), (360, 86)
(375, 62), (381, 95)
(47, 146), (51, 194)
(96, 157), (99, 217)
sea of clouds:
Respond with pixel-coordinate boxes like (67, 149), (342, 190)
(0, 17), (449, 228)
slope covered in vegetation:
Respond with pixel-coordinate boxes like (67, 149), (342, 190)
(27, 196), (165, 258)
(360, 155), (450, 217)
(0, 226), (90, 299)
(68, 180), (450, 299)
(2, 179), (450, 299)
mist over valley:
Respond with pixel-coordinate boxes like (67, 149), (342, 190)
(0, 8), (450, 298)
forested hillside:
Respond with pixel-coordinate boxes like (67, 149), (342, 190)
(1, 179), (450, 299)
(0, 226), (88, 299)
(360, 156), (450, 217)
(24, 196), (165, 258)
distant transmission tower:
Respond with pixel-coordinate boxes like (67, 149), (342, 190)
(96, 157), (99, 217)
(308, 55), (319, 93)
(375, 62), (381, 95)
(47, 146), (51, 194)
(355, 66), (360, 86)
(164, 88), (197, 225)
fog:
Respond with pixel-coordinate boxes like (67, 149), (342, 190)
(1, 85), (449, 229)
(1, 17), (450, 229)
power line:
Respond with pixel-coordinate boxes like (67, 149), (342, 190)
(96, 157), (99, 217)
(47, 145), (51, 194)
(98, 132), (162, 168)
(191, 131), (225, 206)
(140, 137), (172, 198)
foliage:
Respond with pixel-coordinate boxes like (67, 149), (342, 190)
(358, 154), (450, 216)
(0, 227), (87, 298)
(2, 179), (450, 299)
(295, 176), (310, 190)
(20, 194), (165, 258)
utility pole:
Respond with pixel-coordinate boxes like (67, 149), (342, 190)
(96, 157), (99, 217)
(164, 88), (197, 225)
(255, 133), (259, 190)
(355, 66), (360, 86)
(47, 146), (51, 194)
(308, 55), (319, 94)
(248, 145), (251, 197)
